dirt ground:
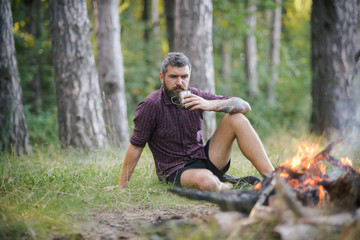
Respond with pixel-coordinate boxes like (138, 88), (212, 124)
(77, 203), (219, 240)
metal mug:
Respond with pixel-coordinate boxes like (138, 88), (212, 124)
(171, 90), (191, 108)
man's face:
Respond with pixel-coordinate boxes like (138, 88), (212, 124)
(160, 65), (190, 98)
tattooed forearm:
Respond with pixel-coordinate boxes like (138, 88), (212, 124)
(215, 97), (251, 113)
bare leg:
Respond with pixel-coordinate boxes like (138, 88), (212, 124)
(180, 113), (274, 192)
(209, 113), (274, 176)
(180, 169), (233, 192)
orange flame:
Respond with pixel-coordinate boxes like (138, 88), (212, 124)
(258, 142), (355, 208)
(279, 172), (289, 178)
(318, 185), (325, 207)
(278, 142), (341, 207)
(280, 142), (322, 174)
(341, 157), (353, 167)
(254, 183), (262, 190)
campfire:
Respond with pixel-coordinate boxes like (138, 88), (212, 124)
(255, 140), (358, 208)
(170, 139), (360, 213)
(168, 140), (360, 238)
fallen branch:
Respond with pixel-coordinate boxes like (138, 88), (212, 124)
(168, 188), (260, 214)
(274, 175), (305, 218)
(313, 139), (342, 163)
(251, 177), (276, 210)
(325, 155), (358, 175)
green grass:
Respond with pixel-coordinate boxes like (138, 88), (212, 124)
(1, 128), (359, 239)
(0, 145), (214, 239)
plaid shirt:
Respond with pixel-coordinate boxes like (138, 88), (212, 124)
(130, 86), (229, 179)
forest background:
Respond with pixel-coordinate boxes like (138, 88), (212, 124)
(8, 0), (360, 151)
(11, 0), (319, 146)
(3, 0), (359, 150)
(1, 0), (360, 238)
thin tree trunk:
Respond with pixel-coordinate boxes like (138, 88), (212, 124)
(90, 0), (99, 34)
(354, 0), (360, 144)
(244, 0), (258, 97)
(151, 0), (161, 65)
(310, 0), (357, 138)
(221, 42), (232, 96)
(174, 0), (215, 140)
(97, 0), (129, 149)
(0, 0), (32, 155)
(164, 0), (176, 51)
(49, 0), (107, 149)
(25, 0), (42, 113)
(267, 0), (282, 106)
(142, 0), (150, 42)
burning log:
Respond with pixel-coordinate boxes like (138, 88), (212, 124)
(325, 155), (358, 175)
(319, 174), (360, 211)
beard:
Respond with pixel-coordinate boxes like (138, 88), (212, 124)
(163, 82), (186, 99)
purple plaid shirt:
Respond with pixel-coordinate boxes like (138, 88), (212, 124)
(130, 86), (229, 179)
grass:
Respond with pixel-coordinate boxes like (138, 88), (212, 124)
(1, 129), (359, 239)
(0, 144), (212, 239)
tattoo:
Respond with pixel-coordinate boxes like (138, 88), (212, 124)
(215, 98), (250, 113)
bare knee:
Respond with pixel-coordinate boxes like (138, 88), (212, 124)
(223, 112), (250, 127)
(181, 169), (219, 191)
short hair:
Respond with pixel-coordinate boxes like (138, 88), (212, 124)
(161, 52), (192, 76)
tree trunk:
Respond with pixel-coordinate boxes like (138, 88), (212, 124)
(142, 0), (150, 42)
(221, 42), (232, 96)
(151, 0), (161, 65)
(49, 0), (107, 149)
(173, 0), (215, 140)
(354, 0), (360, 145)
(25, 0), (42, 113)
(356, 0), (360, 103)
(267, 0), (282, 106)
(97, 0), (129, 149)
(310, 0), (357, 138)
(244, 0), (258, 97)
(0, 0), (32, 155)
(164, 0), (176, 51)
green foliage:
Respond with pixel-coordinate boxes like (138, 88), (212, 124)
(212, 0), (312, 137)
(120, 1), (164, 115)
(10, 0), (316, 147)
(12, 0), (55, 114)
(24, 106), (59, 145)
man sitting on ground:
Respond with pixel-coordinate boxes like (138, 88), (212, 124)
(107, 52), (274, 192)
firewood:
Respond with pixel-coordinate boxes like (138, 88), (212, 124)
(249, 205), (277, 221)
(319, 174), (360, 211)
(255, 176), (276, 203)
(168, 188), (260, 214)
(209, 211), (245, 233)
(273, 175), (305, 218)
(324, 155), (358, 175)
(315, 139), (358, 175)
(275, 223), (320, 240)
(314, 139), (343, 161)
(300, 212), (355, 226)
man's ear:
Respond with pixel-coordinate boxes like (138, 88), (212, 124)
(160, 72), (164, 84)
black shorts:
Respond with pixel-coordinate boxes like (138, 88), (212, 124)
(166, 139), (231, 187)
